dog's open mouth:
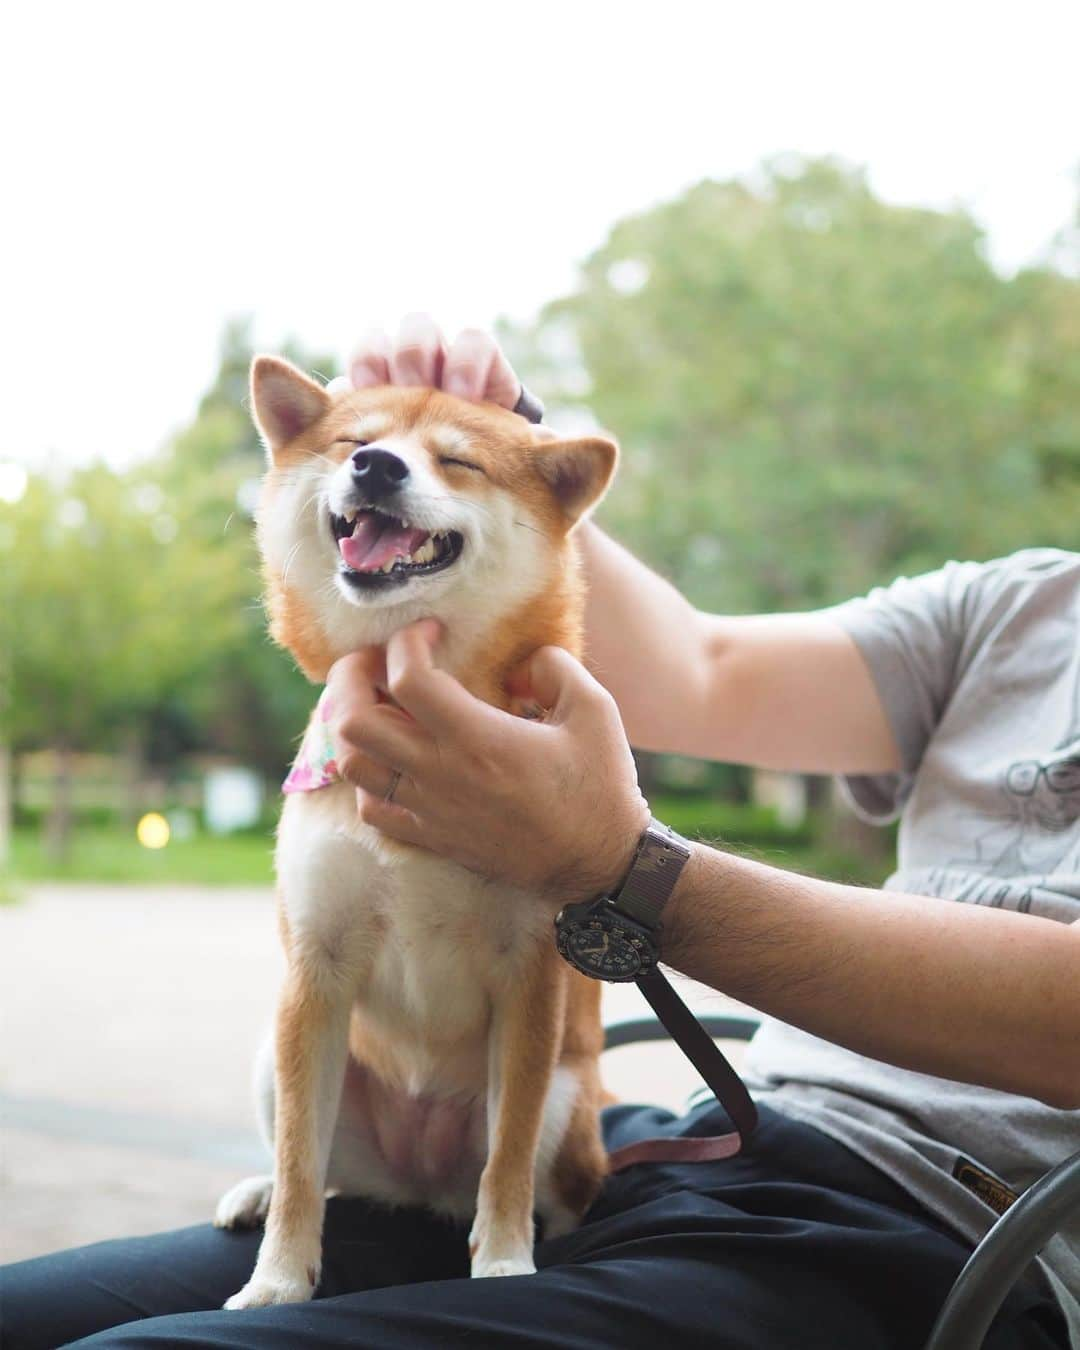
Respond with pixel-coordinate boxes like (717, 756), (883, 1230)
(331, 508), (464, 588)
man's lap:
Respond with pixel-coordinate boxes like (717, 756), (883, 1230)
(1, 1104), (1068, 1349)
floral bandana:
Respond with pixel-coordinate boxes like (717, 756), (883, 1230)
(282, 688), (340, 794)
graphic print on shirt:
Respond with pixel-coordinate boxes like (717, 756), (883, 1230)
(911, 634), (1080, 916)
(990, 736), (1080, 873)
(955, 722), (1080, 899)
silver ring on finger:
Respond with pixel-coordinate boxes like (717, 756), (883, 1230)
(383, 769), (403, 805)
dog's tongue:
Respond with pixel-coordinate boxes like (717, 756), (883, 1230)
(340, 511), (430, 572)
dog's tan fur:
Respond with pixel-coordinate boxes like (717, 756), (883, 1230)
(215, 358), (616, 1309)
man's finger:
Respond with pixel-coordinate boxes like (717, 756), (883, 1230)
(328, 646), (386, 681)
(444, 329), (520, 408)
(348, 329), (393, 388)
(356, 789), (428, 846)
(338, 703), (429, 772)
(326, 648), (386, 712)
(385, 621), (497, 737)
(338, 748), (417, 805)
(443, 329), (496, 401)
(325, 648), (387, 764)
(391, 313), (446, 388)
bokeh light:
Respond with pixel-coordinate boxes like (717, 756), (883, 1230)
(0, 462), (29, 505)
(136, 813), (171, 849)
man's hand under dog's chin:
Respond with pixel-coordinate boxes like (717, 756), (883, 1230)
(325, 622), (650, 901)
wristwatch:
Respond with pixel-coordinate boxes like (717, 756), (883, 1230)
(554, 818), (692, 981)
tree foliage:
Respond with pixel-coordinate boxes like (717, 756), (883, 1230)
(502, 156), (1080, 613)
(2, 320), (337, 788)
(150, 319), (337, 775)
(4, 465), (240, 752)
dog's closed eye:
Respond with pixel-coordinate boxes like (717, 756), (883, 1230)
(439, 456), (485, 475)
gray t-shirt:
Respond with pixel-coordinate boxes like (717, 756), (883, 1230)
(743, 548), (1080, 1338)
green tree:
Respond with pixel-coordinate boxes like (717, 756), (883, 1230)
(3, 465), (242, 856)
(503, 156), (1080, 614)
(150, 320), (339, 778)
(1, 320), (338, 857)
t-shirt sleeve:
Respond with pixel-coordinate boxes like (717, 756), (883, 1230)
(828, 560), (987, 822)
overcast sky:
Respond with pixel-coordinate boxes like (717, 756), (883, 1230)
(3, 0), (1077, 474)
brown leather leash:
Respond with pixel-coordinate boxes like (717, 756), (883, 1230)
(606, 970), (759, 1173)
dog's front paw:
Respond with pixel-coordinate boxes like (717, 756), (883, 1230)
(223, 1265), (318, 1310)
(214, 1175), (273, 1230)
(471, 1253), (537, 1278)
(469, 1215), (535, 1278)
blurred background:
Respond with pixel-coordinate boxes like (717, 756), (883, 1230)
(2, 0), (1078, 1262)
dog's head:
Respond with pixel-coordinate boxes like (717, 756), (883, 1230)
(251, 356), (617, 678)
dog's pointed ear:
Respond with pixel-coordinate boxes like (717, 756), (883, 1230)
(532, 435), (618, 527)
(250, 356), (331, 460)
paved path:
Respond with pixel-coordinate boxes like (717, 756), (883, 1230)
(1, 884), (749, 1263)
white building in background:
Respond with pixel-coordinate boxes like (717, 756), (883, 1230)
(751, 769), (808, 829)
(203, 766), (263, 835)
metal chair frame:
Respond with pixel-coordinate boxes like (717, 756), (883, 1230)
(602, 1013), (1079, 1350)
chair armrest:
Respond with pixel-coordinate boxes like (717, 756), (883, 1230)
(603, 1013), (761, 1051)
(924, 1148), (1080, 1350)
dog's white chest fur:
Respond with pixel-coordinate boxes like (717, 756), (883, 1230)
(277, 784), (550, 1092)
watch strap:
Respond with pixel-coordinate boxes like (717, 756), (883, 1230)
(556, 818), (760, 1156)
(635, 969), (759, 1148)
(612, 818), (691, 928)
(614, 819), (758, 1157)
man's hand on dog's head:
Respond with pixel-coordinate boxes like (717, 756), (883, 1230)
(325, 313), (522, 410)
(326, 622), (650, 902)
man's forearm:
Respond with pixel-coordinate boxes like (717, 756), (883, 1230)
(578, 523), (709, 751)
(662, 845), (1080, 1110)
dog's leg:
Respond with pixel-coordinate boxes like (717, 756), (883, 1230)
(469, 954), (567, 1278)
(540, 973), (608, 1239)
(224, 973), (351, 1309)
(214, 1031), (276, 1230)
(541, 1055), (608, 1239)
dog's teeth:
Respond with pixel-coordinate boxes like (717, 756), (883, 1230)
(414, 539), (435, 564)
(343, 509), (356, 525)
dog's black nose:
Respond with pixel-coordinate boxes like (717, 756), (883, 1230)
(351, 447), (410, 499)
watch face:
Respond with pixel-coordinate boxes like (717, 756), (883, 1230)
(559, 914), (653, 982)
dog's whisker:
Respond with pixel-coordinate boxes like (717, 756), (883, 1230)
(400, 491), (500, 527)
(281, 539), (304, 587)
(304, 452), (340, 471)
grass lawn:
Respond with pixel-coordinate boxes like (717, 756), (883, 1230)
(6, 810), (889, 889)
(9, 826), (276, 886)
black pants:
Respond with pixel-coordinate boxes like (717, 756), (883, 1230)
(1, 1103), (1069, 1350)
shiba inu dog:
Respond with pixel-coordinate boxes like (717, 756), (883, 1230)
(214, 357), (616, 1309)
